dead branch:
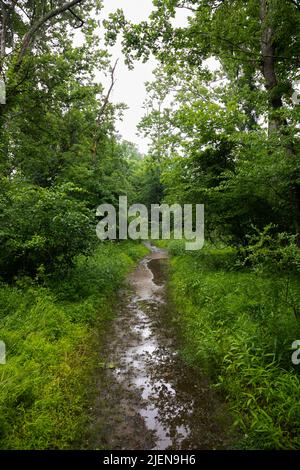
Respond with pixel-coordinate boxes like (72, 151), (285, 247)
(91, 59), (119, 161)
(97, 59), (119, 121)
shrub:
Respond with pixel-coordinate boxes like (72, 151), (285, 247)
(242, 224), (300, 274)
(0, 181), (93, 280)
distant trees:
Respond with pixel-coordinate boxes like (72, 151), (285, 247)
(105, 0), (300, 246)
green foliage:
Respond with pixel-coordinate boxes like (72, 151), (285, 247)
(242, 225), (300, 274)
(167, 242), (300, 449)
(50, 241), (148, 304)
(0, 241), (148, 449)
(0, 3), (144, 281)
(0, 181), (93, 279)
(0, 0), (148, 450)
(2, 0), (300, 452)
(109, 1), (300, 243)
(130, 156), (164, 208)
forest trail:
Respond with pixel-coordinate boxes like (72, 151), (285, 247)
(84, 243), (234, 450)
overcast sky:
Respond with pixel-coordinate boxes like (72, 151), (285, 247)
(95, 1), (190, 154)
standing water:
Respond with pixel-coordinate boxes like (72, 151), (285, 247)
(85, 244), (234, 450)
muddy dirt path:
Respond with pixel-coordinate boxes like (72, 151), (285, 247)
(84, 244), (234, 450)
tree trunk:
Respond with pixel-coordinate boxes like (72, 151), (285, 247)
(259, 0), (286, 134)
(0, 0), (7, 72)
(260, 0), (300, 240)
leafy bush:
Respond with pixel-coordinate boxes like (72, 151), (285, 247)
(0, 181), (93, 280)
(242, 225), (300, 274)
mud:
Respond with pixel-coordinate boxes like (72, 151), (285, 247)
(84, 244), (234, 450)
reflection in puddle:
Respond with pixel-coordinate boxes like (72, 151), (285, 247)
(117, 247), (188, 450)
(99, 244), (234, 450)
(104, 244), (231, 450)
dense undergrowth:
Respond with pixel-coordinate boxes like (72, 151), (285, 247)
(0, 241), (148, 450)
(160, 239), (300, 449)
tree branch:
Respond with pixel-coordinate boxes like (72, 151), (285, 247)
(97, 59), (119, 121)
(176, 5), (198, 12)
(68, 7), (84, 29)
(288, 0), (300, 11)
(15, 0), (85, 71)
(92, 59), (119, 161)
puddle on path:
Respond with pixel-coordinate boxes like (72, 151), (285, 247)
(84, 244), (234, 450)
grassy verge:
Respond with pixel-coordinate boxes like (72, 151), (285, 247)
(0, 241), (148, 449)
(159, 239), (300, 449)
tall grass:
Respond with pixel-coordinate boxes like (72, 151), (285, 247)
(165, 240), (300, 449)
(0, 241), (148, 449)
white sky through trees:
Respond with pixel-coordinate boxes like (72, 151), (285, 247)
(97, 1), (190, 154)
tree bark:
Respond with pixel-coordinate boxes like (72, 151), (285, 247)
(260, 0), (300, 240)
(0, 0), (7, 72)
(259, 0), (286, 134)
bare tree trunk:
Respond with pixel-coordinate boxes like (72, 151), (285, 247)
(260, 0), (300, 240)
(0, 0), (7, 73)
(259, 0), (286, 134)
